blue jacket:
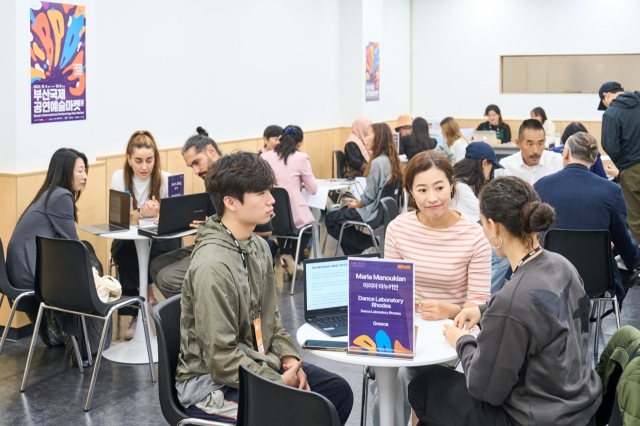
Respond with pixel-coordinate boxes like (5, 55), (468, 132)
(534, 163), (640, 302)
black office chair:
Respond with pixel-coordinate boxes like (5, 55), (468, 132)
(21, 236), (156, 411)
(381, 180), (402, 207)
(270, 188), (317, 295)
(332, 150), (346, 179)
(237, 365), (341, 426)
(543, 229), (624, 359)
(152, 295), (224, 426)
(0, 238), (37, 358)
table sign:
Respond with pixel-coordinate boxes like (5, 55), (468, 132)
(348, 258), (415, 358)
(168, 173), (184, 197)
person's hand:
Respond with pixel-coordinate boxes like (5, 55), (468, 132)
(153, 215), (160, 224)
(419, 300), (458, 320)
(497, 139), (503, 144)
(293, 365), (310, 391)
(189, 220), (204, 229)
(453, 306), (482, 330)
(281, 359), (303, 388)
(347, 199), (359, 209)
(605, 164), (619, 178)
(443, 323), (469, 348)
(141, 196), (160, 217)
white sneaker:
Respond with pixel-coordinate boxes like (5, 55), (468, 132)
(361, 246), (377, 255)
(124, 316), (137, 341)
(282, 255), (303, 279)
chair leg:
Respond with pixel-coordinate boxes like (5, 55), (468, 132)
(138, 301), (157, 383)
(0, 294), (25, 357)
(363, 224), (378, 252)
(312, 224), (319, 259)
(290, 236), (303, 295)
(613, 295), (622, 329)
(21, 303), (45, 392)
(84, 313), (113, 411)
(594, 300), (602, 361)
(335, 223), (348, 256)
(80, 315), (93, 366)
(70, 335), (85, 373)
(361, 366), (370, 426)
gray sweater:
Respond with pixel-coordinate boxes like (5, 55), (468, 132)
(456, 250), (602, 426)
(7, 186), (79, 289)
(357, 155), (391, 223)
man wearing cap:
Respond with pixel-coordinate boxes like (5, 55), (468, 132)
(599, 81), (640, 242)
(395, 114), (412, 156)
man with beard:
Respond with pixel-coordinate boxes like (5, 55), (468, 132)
(149, 126), (272, 298)
(495, 119), (563, 184)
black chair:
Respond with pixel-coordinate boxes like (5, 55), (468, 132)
(237, 364), (341, 426)
(360, 366), (376, 426)
(270, 187), (317, 295)
(543, 229), (625, 359)
(381, 180), (402, 207)
(332, 150), (346, 179)
(377, 197), (400, 256)
(0, 238), (37, 357)
(152, 295), (224, 426)
(21, 236), (156, 411)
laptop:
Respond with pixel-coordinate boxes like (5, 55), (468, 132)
(138, 193), (211, 238)
(473, 130), (498, 145)
(303, 253), (381, 337)
(79, 190), (131, 234)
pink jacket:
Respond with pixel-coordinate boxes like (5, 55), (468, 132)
(262, 150), (318, 229)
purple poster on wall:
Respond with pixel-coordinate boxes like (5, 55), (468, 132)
(30, 2), (86, 124)
(348, 258), (415, 358)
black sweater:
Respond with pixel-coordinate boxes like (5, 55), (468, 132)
(477, 122), (511, 144)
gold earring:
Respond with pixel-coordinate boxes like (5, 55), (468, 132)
(489, 235), (503, 249)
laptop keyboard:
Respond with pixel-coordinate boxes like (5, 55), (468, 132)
(316, 315), (347, 328)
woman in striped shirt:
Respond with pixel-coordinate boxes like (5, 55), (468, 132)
(370, 150), (491, 426)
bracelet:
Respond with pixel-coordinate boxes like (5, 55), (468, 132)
(458, 304), (465, 312)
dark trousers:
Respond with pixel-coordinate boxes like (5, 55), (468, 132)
(619, 162), (640, 243)
(408, 365), (519, 426)
(186, 363), (353, 426)
(277, 232), (311, 264)
(325, 207), (374, 255)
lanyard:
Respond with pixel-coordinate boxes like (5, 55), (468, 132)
(218, 221), (260, 319)
(509, 246), (542, 279)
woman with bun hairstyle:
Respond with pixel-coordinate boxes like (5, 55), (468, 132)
(261, 125), (318, 277)
(549, 122), (607, 178)
(408, 176), (602, 426)
(110, 130), (180, 340)
(477, 104), (511, 144)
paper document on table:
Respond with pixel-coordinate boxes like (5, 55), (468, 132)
(302, 187), (331, 210)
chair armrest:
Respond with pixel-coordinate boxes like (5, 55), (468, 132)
(177, 418), (232, 426)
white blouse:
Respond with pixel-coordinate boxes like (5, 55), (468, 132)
(111, 169), (170, 209)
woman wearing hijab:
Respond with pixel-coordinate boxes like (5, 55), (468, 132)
(343, 117), (372, 178)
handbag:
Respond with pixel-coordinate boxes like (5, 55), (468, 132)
(92, 267), (122, 303)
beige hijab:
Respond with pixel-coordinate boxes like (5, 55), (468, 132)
(345, 117), (372, 162)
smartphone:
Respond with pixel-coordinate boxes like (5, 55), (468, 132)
(302, 340), (348, 352)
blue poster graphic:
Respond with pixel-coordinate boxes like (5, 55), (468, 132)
(348, 258), (415, 358)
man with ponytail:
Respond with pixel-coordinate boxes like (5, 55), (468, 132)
(534, 131), (640, 304)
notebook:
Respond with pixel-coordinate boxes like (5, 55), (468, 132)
(137, 193), (212, 238)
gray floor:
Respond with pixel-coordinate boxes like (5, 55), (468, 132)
(1, 235), (640, 425)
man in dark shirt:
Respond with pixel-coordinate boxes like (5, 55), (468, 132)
(534, 131), (640, 304)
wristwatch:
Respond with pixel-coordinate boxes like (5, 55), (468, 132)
(458, 304), (465, 312)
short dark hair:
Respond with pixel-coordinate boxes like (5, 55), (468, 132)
(531, 107), (547, 124)
(518, 119), (545, 141)
(182, 126), (222, 156)
(560, 122), (588, 144)
(479, 176), (555, 249)
(566, 132), (599, 165)
(205, 152), (276, 216)
(404, 150), (456, 208)
(263, 125), (283, 140)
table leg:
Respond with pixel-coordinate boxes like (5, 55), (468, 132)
(132, 239), (152, 343)
(310, 207), (323, 258)
(375, 366), (399, 426)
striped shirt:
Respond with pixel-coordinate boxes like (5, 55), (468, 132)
(384, 211), (491, 305)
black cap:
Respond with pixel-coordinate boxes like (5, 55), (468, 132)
(598, 81), (624, 111)
(465, 142), (503, 169)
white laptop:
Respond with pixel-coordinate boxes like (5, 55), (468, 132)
(473, 130), (499, 145)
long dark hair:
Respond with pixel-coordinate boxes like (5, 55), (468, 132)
(406, 117), (434, 157)
(366, 123), (404, 184)
(531, 107), (547, 124)
(123, 130), (162, 209)
(274, 125), (303, 165)
(19, 148), (88, 223)
(454, 157), (491, 196)
(485, 104), (505, 128)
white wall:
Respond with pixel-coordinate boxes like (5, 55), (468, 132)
(0, 0), (17, 173)
(411, 0), (640, 122)
(12, 0), (342, 172)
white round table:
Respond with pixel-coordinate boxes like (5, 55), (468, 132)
(96, 227), (158, 365)
(296, 315), (458, 426)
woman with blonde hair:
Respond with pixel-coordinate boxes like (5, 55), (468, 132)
(111, 130), (179, 340)
(326, 122), (403, 254)
(343, 116), (372, 178)
(440, 117), (468, 164)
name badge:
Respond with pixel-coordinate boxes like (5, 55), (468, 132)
(254, 317), (265, 355)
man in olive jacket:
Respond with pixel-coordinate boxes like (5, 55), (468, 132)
(175, 152), (353, 424)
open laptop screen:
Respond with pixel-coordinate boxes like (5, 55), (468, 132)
(109, 190), (130, 228)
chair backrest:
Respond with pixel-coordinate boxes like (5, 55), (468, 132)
(379, 197), (400, 228)
(237, 365), (341, 426)
(0, 238), (22, 300)
(381, 180), (402, 206)
(151, 295), (185, 426)
(333, 150), (346, 179)
(270, 187), (299, 235)
(35, 236), (103, 313)
(543, 229), (615, 297)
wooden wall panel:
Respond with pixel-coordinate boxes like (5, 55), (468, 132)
(105, 156), (125, 193)
(16, 173), (46, 218)
(304, 131), (322, 178)
(76, 162), (108, 270)
(236, 139), (260, 153)
(0, 295), (30, 328)
(218, 141), (238, 155)
(0, 176), (17, 248)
